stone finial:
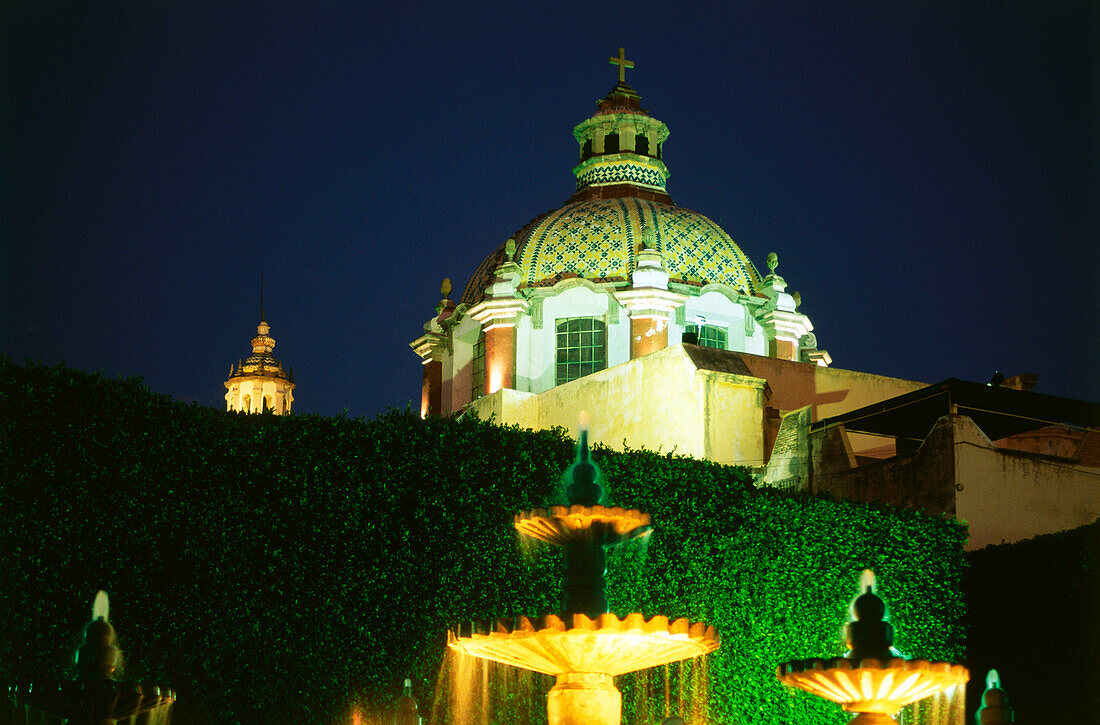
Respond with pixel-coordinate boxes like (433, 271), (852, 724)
(640, 226), (656, 250)
(977, 670), (1014, 725)
(766, 251), (779, 275)
(845, 569), (894, 663)
(792, 290), (802, 309)
(440, 278), (452, 298)
(394, 678), (421, 725)
(504, 238), (516, 262)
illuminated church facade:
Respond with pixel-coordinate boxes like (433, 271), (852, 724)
(410, 51), (1099, 550)
(411, 50), (892, 464)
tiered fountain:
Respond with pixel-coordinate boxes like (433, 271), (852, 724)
(447, 427), (719, 725)
(11, 591), (175, 725)
(777, 570), (968, 724)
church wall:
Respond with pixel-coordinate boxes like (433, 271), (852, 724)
(513, 315), (536, 394)
(470, 345), (768, 467)
(697, 369), (768, 466)
(533, 286), (630, 394)
(446, 316), (481, 411)
(736, 354), (926, 456)
(674, 290), (749, 352)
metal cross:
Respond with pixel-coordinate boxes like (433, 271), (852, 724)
(609, 47), (634, 84)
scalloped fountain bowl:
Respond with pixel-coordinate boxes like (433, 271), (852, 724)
(514, 505), (652, 546)
(448, 612), (718, 676)
(777, 657), (969, 724)
(449, 612), (717, 725)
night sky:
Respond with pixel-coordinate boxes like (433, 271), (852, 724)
(3, 1), (1097, 417)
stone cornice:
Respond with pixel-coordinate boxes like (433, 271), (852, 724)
(613, 287), (687, 317)
(410, 331), (445, 362)
(468, 298), (529, 326)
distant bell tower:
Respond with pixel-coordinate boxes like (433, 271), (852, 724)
(225, 281), (295, 414)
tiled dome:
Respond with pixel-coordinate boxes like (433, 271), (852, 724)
(461, 198), (762, 305)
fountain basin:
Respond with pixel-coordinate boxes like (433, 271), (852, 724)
(776, 657), (968, 715)
(448, 612), (717, 676)
(14, 680), (175, 722)
(515, 505), (652, 546)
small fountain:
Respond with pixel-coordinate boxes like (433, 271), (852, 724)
(11, 591), (175, 725)
(776, 570), (968, 724)
(447, 424), (719, 725)
(975, 670), (1014, 725)
(393, 678), (422, 725)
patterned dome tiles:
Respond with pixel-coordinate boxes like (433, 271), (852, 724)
(461, 199), (762, 305)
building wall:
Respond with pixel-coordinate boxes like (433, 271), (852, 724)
(810, 414), (1100, 550)
(470, 345), (767, 466)
(955, 422), (1100, 550)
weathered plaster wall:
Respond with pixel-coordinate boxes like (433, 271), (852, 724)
(470, 345), (767, 466)
(810, 414), (1100, 550)
(810, 415), (958, 516)
(956, 422), (1100, 550)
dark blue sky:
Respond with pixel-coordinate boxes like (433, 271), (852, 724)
(3, 1), (1097, 416)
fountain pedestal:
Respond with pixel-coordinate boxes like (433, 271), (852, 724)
(547, 672), (620, 725)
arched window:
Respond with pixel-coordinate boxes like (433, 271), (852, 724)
(470, 329), (486, 400)
(581, 139), (593, 160)
(556, 317), (606, 385)
(603, 132), (619, 154)
(634, 134), (649, 156)
(685, 323), (727, 350)
(241, 394), (251, 412)
(263, 395), (273, 413)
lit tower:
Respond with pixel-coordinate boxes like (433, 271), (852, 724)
(225, 290), (295, 414)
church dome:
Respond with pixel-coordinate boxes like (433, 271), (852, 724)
(461, 198), (762, 305)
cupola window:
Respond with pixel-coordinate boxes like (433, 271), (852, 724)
(634, 134), (649, 156)
(656, 143), (662, 160)
(604, 132), (619, 154)
(581, 139), (593, 160)
(556, 317), (607, 385)
(470, 330), (486, 399)
(685, 323), (727, 350)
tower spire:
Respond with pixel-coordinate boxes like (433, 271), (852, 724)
(260, 272), (266, 322)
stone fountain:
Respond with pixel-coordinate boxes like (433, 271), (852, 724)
(776, 570), (968, 724)
(11, 591), (175, 725)
(447, 427), (719, 725)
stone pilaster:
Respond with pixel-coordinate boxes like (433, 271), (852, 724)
(468, 245), (528, 396)
(410, 331), (445, 417)
(613, 244), (685, 359)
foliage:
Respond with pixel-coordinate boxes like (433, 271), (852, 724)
(964, 519), (1100, 724)
(0, 359), (966, 724)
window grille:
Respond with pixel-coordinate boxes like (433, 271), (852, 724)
(556, 317), (607, 385)
(685, 323), (727, 350)
(470, 330), (486, 399)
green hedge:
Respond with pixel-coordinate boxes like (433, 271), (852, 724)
(0, 359), (966, 724)
(965, 519), (1100, 724)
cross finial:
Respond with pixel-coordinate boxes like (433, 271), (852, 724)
(609, 47), (634, 84)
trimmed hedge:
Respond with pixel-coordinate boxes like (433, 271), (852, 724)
(965, 519), (1100, 724)
(0, 359), (966, 724)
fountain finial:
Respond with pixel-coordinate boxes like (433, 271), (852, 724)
(77, 590), (121, 681)
(846, 569), (894, 663)
(566, 414), (603, 506)
(92, 590), (110, 622)
(977, 669), (1014, 725)
(393, 677), (421, 725)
